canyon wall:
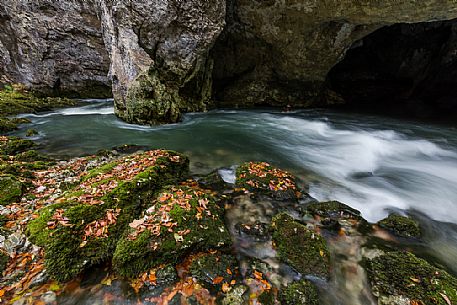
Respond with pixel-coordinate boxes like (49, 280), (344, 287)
(1, 0), (457, 123)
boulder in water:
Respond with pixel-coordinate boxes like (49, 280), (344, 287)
(378, 214), (421, 238)
(280, 279), (319, 305)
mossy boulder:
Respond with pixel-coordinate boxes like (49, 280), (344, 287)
(0, 136), (34, 156)
(190, 253), (239, 291)
(0, 175), (23, 205)
(365, 251), (457, 305)
(378, 214), (421, 238)
(27, 150), (189, 282)
(306, 201), (362, 219)
(113, 183), (232, 278)
(271, 213), (330, 278)
(236, 162), (299, 201)
(280, 280), (319, 305)
(0, 118), (19, 133)
(15, 150), (49, 162)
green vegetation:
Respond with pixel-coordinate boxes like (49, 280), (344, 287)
(306, 201), (362, 219)
(0, 175), (23, 205)
(190, 253), (238, 291)
(113, 183), (232, 278)
(272, 213), (330, 278)
(281, 280), (319, 305)
(378, 214), (421, 238)
(365, 251), (457, 305)
(26, 150), (189, 282)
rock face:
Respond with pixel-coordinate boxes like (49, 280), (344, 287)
(2, 0), (457, 123)
(211, 0), (457, 108)
(0, 0), (111, 98)
(98, 0), (226, 124)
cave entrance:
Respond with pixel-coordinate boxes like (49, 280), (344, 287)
(327, 19), (457, 120)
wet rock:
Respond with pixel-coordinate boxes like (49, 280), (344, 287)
(0, 1), (111, 97)
(0, 175), (23, 206)
(236, 162), (299, 201)
(196, 170), (228, 192)
(378, 214), (421, 238)
(27, 150), (189, 282)
(234, 221), (270, 242)
(113, 183), (232, 277)
(3, 232), (26, 254)
(190, 253), (239, 291)
(25, 129), (38, 137)
(280, 279), (319, 305)
(220, 285), (248, 305)
(365, 251), (457, 305)
(271, 213), (330, 278)
(40, 291), (57, 304)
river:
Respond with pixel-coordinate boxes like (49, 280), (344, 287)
(11, 99), (457, 304)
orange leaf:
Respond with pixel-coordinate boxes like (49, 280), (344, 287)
(213, 276), (224, 284)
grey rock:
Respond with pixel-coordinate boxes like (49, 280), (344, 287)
(0, 0), (111, 97)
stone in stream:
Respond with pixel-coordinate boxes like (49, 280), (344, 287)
(189, 253), (239, 292)
(195, 169), (228, 192)
(377, 214), (421, 238)
(365, 251), (457, 305)
(280, 279), (320, 305)
(26, 150), (189, 282)
(236, 162), (300, 201)
(112, 183), (231, 278)
(271, 213), (330, 278)
(0, 175), (23, 206)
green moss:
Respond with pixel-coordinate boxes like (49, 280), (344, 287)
(0, 118), (18, 133)
(0, 214), (7, 227)
(190, 253), (238, 290)
(15, 150), (49, 162)
(0, 87), (76, 117)
(272, 213), (330, 278)
(113, 184), (232, 278)
(26, 129), (38, 137)
(281, 280), (319, 305)
(365, 251), (457, 305)
(0, 137), (34, 156)
(307, 201), (361, 219)
(27, 150), (189, 282)
(0, 251), (9, 274)
(258, 290), (275, 305)
(0, 175), (23, 205)
(236, 162), (298, 201)
(378, 214), (421, 238)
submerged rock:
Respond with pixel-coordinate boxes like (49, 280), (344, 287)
(280, 279), (319, 305)
(190, 253), (239, 291)
(271, 213), (330, 278)
(0, 175), (23, 205)
(378, 214), (421, 238)
(113, 183), (231, 277)
(26, 150), (189, 282)
(236, 162), (299, 201)
(365, 251), (457, 305)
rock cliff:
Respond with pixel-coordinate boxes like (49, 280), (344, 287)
(0, 0), (111, 98)
(1, 0), (457, 123)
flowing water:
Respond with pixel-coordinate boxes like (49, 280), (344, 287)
(12, 99), (457, 304)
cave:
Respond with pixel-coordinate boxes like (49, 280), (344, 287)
(327, 19), (457, 120)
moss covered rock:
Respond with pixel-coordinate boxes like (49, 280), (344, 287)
(113, 183), (232, 278)
(272, 213), (330, 278)
(0, 175), (23, 205)
(0, 136), (34, 156)
(307, 201), (362, 219)
(365, 251), (457, 305)
(190, 253), (239, 291)
(378, 214), (421, 238)
(27, 150), (189, 282)
(281, 280), (319, 305)
(236, 162), (299, 201)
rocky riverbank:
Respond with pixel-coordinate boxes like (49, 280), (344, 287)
(0, 132), (456, 304)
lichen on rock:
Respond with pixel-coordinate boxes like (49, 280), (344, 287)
(280, 279), (319, 305)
